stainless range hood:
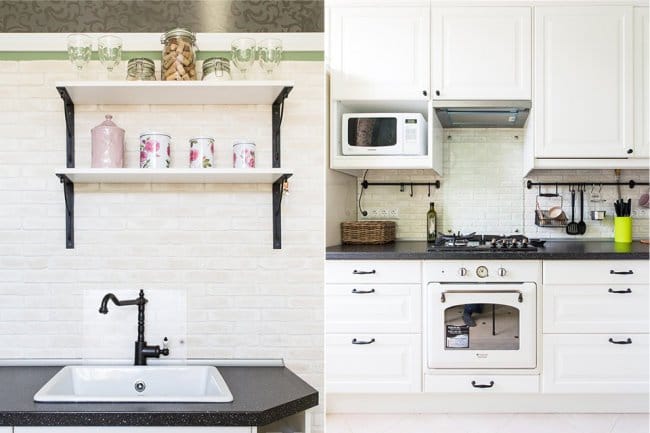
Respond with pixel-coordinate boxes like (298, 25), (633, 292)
(433, 100), (531, 128)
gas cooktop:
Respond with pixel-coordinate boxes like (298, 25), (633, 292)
(427, 233), (538, 252)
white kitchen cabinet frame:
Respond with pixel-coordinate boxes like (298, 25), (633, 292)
(431, 7), (531, 100)
(533, 6), (634, 159)
(329, 6), (430, 101)
(633, 7), (649, 159)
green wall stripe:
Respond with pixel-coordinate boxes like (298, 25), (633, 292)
(0, 51), (323, 61)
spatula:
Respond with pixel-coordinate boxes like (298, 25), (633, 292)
(566, 188), (580, 235)
(577, 187), (587, 235)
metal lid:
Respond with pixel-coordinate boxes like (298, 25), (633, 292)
(127, 57), (155, 69)
(127, 57), (155, 77)
(140, 131), (171, 138)
(189, 136), (215, 141)
(92, 114), (124, 132)
(161, 28), (196, 44)
(202, 57), (230, 74)
(233, 139), (255, 146)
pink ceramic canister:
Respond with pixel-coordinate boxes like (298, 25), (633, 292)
(189, 137), (215, 168)
(91, 114), (125, 168)
(139, 132), (171, 168)
(232, 140), (255, 168)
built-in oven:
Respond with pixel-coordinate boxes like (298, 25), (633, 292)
(424, 261), (540, 371)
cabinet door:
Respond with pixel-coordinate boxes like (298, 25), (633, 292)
(542, 334), (649, 394)
(431, 7), (531, 100)
(634, 7), (649, 159)
(534, 7), (633, 158)
(329, 6), (430, 100)
(326, 333), (421, 393)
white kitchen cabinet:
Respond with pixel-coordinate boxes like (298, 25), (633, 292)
(431, 7), (531, 100)
(424, 374), (539, 394)
(326, 333), (421, 393)
(634, 7), (649, 159)
(534, 6), (634, 159)
(543, 260), (649, 285)
(328, 6), (430, 100)
(325, 260), (421, 284)
(14, 429), (251, 433)
(542, 334), (649, 394)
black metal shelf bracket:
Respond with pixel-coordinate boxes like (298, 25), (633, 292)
(56, 87), (75, 169)
(55, 174), (74, 249)
(361, 180), (441, 197)
(273, 174), (293, 249)
(272, 86), (293, 169)
(526, 180), (649, 189)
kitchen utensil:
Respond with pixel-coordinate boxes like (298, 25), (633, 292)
(98, 35), (122, 74)
(258, 38), (282, 75)
(139, 132), (171, 168)
(189, 137), (214, 168)
(577, 187), (587, 235)
(231, 38), (256, 79)
(614, 217), (632, 243)
(548, 206), (563, 219)
(67, 34), (92, 75)
(232, 140), (255, 168)
(566, 188), (579, 235)
(590, 210), (606, 220)
(91, 114), (124, 168)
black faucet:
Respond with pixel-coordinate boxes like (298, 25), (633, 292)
(99, 289), (169, 365)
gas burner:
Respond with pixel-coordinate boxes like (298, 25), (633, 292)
(428, 233), (537, 252)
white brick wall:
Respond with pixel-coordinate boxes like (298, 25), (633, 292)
(357, 129), (649, 240)
(0, 60), (324, 432)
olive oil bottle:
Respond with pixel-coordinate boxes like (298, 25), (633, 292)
(427, 202), (437, 242)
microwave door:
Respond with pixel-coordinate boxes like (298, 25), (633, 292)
(344, 117), (400, 155)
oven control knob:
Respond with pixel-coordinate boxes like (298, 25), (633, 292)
(497, 268), (507, 277)
(458, 267), (468, 277)
(476, 266), (489, 278)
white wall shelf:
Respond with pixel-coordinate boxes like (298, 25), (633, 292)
(56, 168), (292, 185)
(55, 80), (295, 105)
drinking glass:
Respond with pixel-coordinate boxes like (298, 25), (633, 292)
(98, 35), (122, 74)
(67, 34), (92, 75)
(258, 38), (282, 76)
(231, 38), (256, 79)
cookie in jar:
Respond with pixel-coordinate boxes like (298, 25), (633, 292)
(161, 28), (197, 81)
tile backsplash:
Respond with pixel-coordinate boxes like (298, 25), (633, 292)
(357, 129), (649, 240)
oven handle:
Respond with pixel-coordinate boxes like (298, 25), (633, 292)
(440, 290), (523, 303)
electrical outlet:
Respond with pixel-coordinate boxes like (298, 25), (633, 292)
(632, 208), (649, 219)
(360, 208), (400, 220)
(389, 208), (400, 219)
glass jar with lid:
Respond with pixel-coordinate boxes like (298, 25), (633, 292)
(126, 58), (156, 81)
(160, 28), (197, 81)
(202, 57), (231, 81)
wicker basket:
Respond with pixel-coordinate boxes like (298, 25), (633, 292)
(341, 221), (396, 244)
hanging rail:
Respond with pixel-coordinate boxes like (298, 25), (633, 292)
(361, 180), (441, 197)
(526, 180), (649, 190)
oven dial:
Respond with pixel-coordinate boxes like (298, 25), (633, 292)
(497, 268), (507, 277)
(476, 266), (489, 278)
(458, 267), (468, 277)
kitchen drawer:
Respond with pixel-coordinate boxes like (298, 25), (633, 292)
(325, 333), (421, 393)
(544, 284), (649, 333)
(424, 374), (539, 393)
(326, 284), (421, 333)
(326, 260), (421, 284)
(543, 260), (649, 285)
(542, 334), (649, 394)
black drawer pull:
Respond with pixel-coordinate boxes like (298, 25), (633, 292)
(609, 338), (632, 345)
(352, 338), (375, 345)
(471, 380), (494, 389)
(608, 288), (632, 294)
(610, 270), (634, 275)
(353, 269), (376, 275)
(352, 288), (376, 294)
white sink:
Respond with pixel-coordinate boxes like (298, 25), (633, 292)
(34, 365), (234, 403)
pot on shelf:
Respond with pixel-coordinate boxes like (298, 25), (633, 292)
(91, 114), (125, 168)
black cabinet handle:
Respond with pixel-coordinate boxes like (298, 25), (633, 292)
(352, 288), (375, 294)
(627, 149), (633, 154)
(609, 338), (632, 345)
(608, 288), (632, 294)
(353, 269), (376, 275)
(610, 270), (633, 275)
(422, 90), (428, 96)
(471, 380), (494, 389)
(352, 338), (375, 345)
(435, 90), (440, 96)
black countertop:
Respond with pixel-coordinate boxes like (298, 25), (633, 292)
(0, 366), (318, 427)
(326, 240), (650, 260)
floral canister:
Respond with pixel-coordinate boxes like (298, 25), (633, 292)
(91, 114), (124, 168)
(232, 140), (255, 168)
(189, 137), (215, 168)
(139, 132), (171, 168)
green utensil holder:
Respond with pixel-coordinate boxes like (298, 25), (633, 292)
(614, 217), (632, 243)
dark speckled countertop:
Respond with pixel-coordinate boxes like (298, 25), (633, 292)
(0, 366), (318, 427)
(326, 240), (650, 260)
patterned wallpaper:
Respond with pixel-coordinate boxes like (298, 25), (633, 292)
(0, 0), (324, 33)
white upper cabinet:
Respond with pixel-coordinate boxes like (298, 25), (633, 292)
(328, 6), (430, 100)
(431, 7), (531, 100)
(534, 6), (634, 159)
(634, 7), (649, 159)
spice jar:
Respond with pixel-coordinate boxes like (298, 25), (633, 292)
(139, 132), (171, 169)
(202, 57), (230, 81)
(160, 28), (197, 81)
(91, 114), (124, 168)
(126, 58), (156, 81)
(233, 140), (255, 168)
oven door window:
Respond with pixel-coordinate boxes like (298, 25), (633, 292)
(347, 118), (397, 147)
(444, 303), (520, 351)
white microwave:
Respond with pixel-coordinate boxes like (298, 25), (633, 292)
(341, 113), (427, 156)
